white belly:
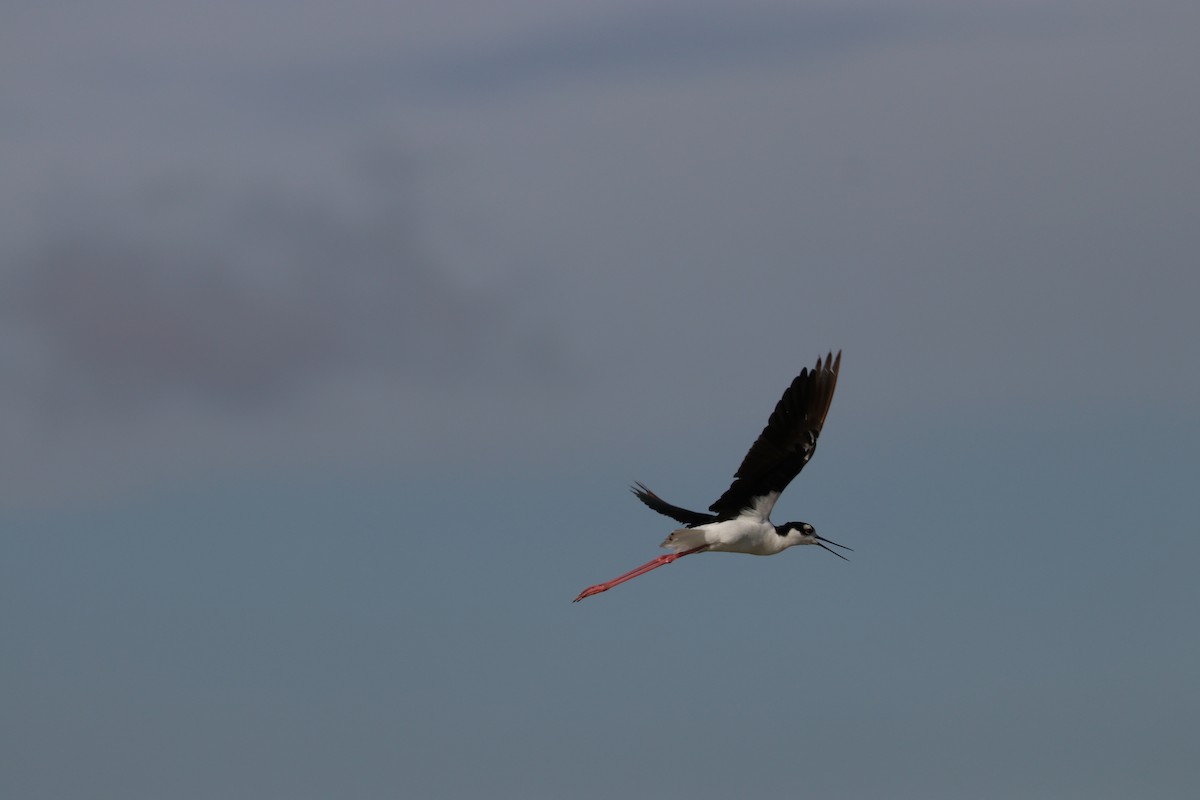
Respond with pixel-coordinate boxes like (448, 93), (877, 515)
(661, 516), (784, 555)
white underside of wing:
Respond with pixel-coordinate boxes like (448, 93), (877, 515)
(744, 490), (780, 521)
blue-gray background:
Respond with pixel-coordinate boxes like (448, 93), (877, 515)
(3, 1), (1198, 797)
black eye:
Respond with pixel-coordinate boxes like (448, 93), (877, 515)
(803, 524), (813, 534)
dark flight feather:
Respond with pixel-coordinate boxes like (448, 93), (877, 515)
(707, 351), (841, 519)
(630, 482), (716, 527)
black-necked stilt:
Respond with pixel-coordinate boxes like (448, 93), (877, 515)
(574, 351), (847, 602)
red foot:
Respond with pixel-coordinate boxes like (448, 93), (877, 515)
(573, 584), (607, 602)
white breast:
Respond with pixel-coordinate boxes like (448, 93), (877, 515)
(697, 515), (785, 556)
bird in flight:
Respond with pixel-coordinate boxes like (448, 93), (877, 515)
(574, 351), (848, 602)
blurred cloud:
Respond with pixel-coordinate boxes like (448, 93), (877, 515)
(409, 6), (913, 98)
(0, 156), (563, 503)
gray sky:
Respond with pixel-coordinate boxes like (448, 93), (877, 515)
(3, 1), (1199, 798)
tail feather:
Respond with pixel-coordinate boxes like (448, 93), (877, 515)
(661, 527), (710, 553)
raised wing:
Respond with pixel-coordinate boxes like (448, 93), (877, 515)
(708, 351), (841, 520)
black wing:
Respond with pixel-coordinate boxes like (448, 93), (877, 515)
(708, 351), (841, 519)
(631, 482), (717, 527)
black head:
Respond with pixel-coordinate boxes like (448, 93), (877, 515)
(781, 521), (853, 561)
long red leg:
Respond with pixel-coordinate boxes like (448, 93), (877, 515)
(573, 545), (708, 602)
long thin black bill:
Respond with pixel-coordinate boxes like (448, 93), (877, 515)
(816, 542), (851, 562)
(816, 534), (853, 552)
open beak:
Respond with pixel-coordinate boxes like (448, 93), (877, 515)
(815, 534), (852, 561)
